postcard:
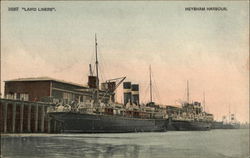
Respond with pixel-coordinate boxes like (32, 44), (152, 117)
(1, 1), (249, 158)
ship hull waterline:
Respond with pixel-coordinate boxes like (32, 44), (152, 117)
(167, 118), (212, 131)
(211, 121), (240, 129)
(49, 112), (167, 133)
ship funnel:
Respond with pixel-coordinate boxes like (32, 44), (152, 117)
(131, 84), (139, 105)
(123, 82), (132, 105)
(88, 76), (97, 88)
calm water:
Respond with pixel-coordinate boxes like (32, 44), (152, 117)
(1, 129), (249, 158)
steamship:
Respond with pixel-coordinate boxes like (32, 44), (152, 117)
(166, 102), (213, 131)
(211, 113), (240, 129)
(48, 36), (167, 133)
(166, 83), (214, 131)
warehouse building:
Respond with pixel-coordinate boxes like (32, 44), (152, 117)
(4, 77), (112, 104)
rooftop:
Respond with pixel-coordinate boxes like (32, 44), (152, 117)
(5, 77), (88, 88)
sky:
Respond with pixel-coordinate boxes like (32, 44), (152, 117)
(1, 1), (249, 122)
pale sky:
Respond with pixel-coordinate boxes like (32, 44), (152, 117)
(1, 1), (249, 122)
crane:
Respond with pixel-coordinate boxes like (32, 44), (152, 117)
(100, 76), (126, 102)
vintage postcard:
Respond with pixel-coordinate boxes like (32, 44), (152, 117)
(1, 1), (249, 158)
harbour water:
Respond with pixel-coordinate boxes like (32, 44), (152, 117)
(1, 129), (249, 158)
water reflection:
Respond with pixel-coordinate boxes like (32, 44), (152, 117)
(2, 136), (141, 158)
(1, 130), (249, 158)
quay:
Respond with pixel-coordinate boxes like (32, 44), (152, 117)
(0, 98), (62, 133)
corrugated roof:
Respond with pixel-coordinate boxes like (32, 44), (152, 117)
(5, 77), (88, 88)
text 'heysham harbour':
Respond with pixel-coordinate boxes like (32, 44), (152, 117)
(185, 7), (227, 11)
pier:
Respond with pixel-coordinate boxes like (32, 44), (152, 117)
(0, 99), (62, 133)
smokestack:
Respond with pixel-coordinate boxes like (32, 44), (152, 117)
(88, 76), (97, 88)
(123, 82), (132, 105)
(131, 84), (139, 105)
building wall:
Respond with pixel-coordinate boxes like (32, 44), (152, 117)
(52, 81), (85, 92)
(4, 80), (112, 104)
(51, 81), (90, 104)
(4, 81), (51, 101)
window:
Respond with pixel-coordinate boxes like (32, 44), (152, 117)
(63, 92), (73, 104)
(6, 93), (14, 99)
(20, 93), (29, 101)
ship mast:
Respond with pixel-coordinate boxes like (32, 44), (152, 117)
(149, 65), (153, 103)
(95, 34), (99, 105)
(203, 91), (206, 112)
(187, 80), (189, 104)
(89, 64), (93, 76)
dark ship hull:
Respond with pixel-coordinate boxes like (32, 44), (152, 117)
(211, 121), (240, 129)
(49, 112), (167, 133)
(167, 118), (211, 131)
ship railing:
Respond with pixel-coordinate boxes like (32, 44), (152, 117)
(47, 107), (71, 113)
